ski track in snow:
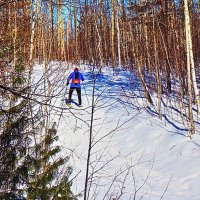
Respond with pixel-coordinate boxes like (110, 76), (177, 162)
(35, 63), (200, 200)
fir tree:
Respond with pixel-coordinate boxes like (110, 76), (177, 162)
(27, 122), (76, 200)
(0, 61), (30, 199)
(0, 56), (75, 200)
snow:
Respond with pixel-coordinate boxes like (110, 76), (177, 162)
(35, 63), (200, 200)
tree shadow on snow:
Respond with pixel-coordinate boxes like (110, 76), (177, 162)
(82, 70), (144, 101)
(146, 105), (189, 137)
(82, 69), (199, 136)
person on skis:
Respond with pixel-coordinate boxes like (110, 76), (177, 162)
(66, 67), (84, 107)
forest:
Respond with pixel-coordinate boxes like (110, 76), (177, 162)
(0, 0), (200, 199)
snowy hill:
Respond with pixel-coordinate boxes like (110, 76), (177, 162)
(39, 63), (200, 200)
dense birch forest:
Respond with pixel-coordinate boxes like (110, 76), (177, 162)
(0, 0), (200, 199)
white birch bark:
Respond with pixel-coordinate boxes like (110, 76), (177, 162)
(29, 0), (37, 66)
(184, 0), (200, 115)
(73, 0), (77, 61)
(116, 12), (121, 67)
(94, 11), (103, 65)
(111, 0), (115, 62)
(184, 0), (196, 135)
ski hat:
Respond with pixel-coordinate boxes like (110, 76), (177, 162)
(74, 67), (78, 71)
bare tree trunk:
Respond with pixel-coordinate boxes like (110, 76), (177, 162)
(164, 0), (172, 94)
(50, 1), (54, 61)
(184, 0), (195, 136)
(153, 14), (162, 118)
(57, 0), (65, 60)
(60, 14), (65, 60)
(66, 12), (71, 62)
(137, 59), (154, 105)
(94, 10), (103, 65)
(57, 0), (61, 59)
(29, 0), (37, 66)
(73, 0), (77, 62)
(111, 0), (115, 64)
(84, 69), (96, 200)
(116, 5), (121, 67)
(13, 2), (17, 68)
(28, 0), (38, 97)
(184, 0), (200, 115)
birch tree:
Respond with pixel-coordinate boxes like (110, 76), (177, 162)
(111, 0), (115, 63)
(184, 0), (198, 135)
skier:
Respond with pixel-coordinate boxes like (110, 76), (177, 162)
(66, 67), (84, 107)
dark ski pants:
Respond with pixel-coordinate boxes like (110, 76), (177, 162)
(68, 87), (82, 105)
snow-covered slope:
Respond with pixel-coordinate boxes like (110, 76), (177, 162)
(47, 64), (200, 200)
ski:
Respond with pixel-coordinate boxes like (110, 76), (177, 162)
(67, 103), (72, 108)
